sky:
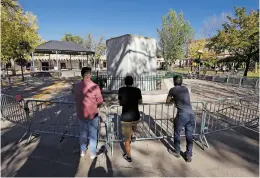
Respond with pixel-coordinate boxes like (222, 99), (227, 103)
(19, 0), (258, 41)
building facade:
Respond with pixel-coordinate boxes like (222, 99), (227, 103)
(30, 54), (93, 71)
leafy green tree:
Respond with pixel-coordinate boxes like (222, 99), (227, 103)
(200, 12), (232, 38)
(61, 33), (106, 68)
(188, 39), (217, 67)
(61, 33), (84, 46)
(207, 7), (259, 76)
(157, 9), (194, 68)
(1, 0), (40, 76)
(84, 33), (94, 50)
(84, 33), (106, 66)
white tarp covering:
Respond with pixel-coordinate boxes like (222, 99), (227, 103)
(106, 34), (157, 90)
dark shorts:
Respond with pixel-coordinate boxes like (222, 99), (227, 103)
(121, 111), (140, 122)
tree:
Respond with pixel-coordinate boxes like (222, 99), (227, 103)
(60, 33), (106, 68)
(15, 41), (32, 81)
(84, 33), (94, 50)
(157, 9), (194, 68)
(200, 12), (232, 38)
(188, 39), (217, 67)
(61, 33), (84, 46)
(1, 0), (40, 76)
(207, 7), (259, 76)
(84, 33), (106, 67)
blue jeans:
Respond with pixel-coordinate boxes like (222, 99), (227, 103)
(173, 112), (195, 158)
(78, 116), (100, 155)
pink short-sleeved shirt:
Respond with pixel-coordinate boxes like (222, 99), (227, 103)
(74, 78), (103, 120)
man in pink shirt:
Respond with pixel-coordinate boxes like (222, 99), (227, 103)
(74, 67), (103, 159)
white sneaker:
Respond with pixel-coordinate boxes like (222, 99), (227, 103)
(90, 154), (97, 159)
(80, 151), (86, 157)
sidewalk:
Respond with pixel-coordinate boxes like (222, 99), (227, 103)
(1, 119), (259, 177)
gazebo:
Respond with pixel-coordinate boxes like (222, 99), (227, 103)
(31, 40), (95, 71)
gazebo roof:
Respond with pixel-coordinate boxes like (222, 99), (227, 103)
(34, 40), (95, 55)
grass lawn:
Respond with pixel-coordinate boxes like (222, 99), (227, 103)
(172, 67), (259, 78)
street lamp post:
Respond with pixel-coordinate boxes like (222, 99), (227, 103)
(194, 50), (203, 78)
(197, 50), (203, 72)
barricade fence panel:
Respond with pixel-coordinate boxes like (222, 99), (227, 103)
(203, 96), (259, 134)
(165, 71), (258, 89)
(25, 100), (108, 142)
(227, 76), (241, 86)
(213, 76), (228, 83)
(241, 77), (258, 88)
(25, 100), (79, 137)
(1, 93), (258, 155)
(0, 94), (28, 128)
(107, 102), (204, 142)
(204, 75), (214, 82)
(107, 102), (205, 156)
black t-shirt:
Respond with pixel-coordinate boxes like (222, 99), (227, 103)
(167, 85), (193, 113)
(118, 86), (142, 122)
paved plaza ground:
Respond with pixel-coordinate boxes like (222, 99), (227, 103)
(1, 77), (259, 177)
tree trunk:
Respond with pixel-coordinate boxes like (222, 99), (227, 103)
(20, 64), (24, 81)
(190, 59), (193, 72)
(10, 59), (16, 76)
(255, 62), (258, 73)
(243, 60), (250, 77)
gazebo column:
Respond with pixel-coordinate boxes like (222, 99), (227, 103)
(40, 60), (42, 71)
(56, 50), (59, 71)
(48, 54), (51, 70)
(87, 54), (89, 67)
(70, 55), (72, 70)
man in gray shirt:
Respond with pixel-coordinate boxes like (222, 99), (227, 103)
(166, 75), (195, 162)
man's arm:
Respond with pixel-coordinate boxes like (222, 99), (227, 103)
(95, 85), (103, 106)
(166, 88), (174, 104)
(138, 88), (143, 104)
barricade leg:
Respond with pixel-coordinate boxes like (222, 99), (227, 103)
(105, 115), (111, 155)
(199, 134), (209, 149)
(111, 140), (114, 157)
(18, 131), (29, 143)
(199, 108), (209, 149)
(23, 101), (39, 144)
(27, 132), (33, 144)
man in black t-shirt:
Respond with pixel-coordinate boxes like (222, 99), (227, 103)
(118, 76), (142, 162)
(166, 75), (195, 162)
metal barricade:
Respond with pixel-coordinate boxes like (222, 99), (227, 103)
(1, 94), (29, 143)
(213, 76), (228, 83)
(107, 102), (205, 156)
(23, 100), (108, 144)
(0, 94), (28, 127)
(2, 93), (258, 157)
(204, 75), (214, 82)
(0, 96), (108, 145)
(227, 76), (241, 86)
(202, 96), (259, 137)
(241, 77), (258, 88)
